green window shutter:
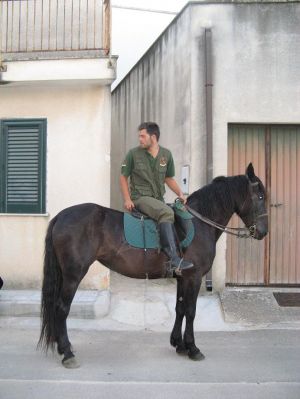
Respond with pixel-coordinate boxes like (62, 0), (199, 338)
(0, 119), (46, 214)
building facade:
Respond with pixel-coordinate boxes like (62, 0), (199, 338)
(111, 1), (300, 291)
(0, 0), (116, 289)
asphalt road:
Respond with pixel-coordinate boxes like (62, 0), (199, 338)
(1, 324), (300, 399)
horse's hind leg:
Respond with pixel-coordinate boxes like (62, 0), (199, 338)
(56, 276), (81, 368)
(170, 278), (187, 354)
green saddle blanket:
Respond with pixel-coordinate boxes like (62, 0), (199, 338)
(124, 204), (195, 250)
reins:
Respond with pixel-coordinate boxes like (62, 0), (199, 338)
(184, 176), (268, 239)
(185, 205), (251, 238)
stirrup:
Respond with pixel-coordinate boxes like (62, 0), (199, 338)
(165, 260), (183, 277)
(178, 258), (194, 270)
(175, 265), (182, 277)
(170, 258), (194, 273)
(176, 258), (184, 276)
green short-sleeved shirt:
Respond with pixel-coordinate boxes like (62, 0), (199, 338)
(121, 147), (175, 178)
(121, 146), (175, 201)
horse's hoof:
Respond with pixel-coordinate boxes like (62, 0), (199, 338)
(62, 356), (80, 369)
(188, 349), (205, 361)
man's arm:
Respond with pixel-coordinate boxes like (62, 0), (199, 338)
(165, 177), (187, 204)
(120, 175), (135, 211)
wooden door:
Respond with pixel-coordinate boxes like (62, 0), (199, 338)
(227, 124), (300, 286)
(226, 125), (267, 285)
(269, 126), (300, 284)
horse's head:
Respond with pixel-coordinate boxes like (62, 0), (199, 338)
(236, 163), (268, 240)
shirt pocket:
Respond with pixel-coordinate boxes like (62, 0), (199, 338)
(159, 165), (167, 173)
(135, 160), (147, 170)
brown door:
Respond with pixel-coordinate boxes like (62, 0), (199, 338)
(226, 125), (267, 285)
(269, 126), (300, 284)
(226, 124), (300, 286)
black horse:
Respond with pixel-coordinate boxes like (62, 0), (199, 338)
(38, 164), (268, 368)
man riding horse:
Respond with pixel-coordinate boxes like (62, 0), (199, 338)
(39, 152), (268, 365)
(119, 122), (194, 273)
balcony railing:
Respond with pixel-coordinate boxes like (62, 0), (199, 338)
(0, 0), (111, 55)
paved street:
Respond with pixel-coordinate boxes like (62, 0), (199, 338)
(1, 324), (300, 399)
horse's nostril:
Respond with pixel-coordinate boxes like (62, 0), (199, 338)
(257, 230), (267, 240)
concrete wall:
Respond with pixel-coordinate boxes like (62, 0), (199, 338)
(111, 6), (193, 211)
(0, 82), (111, 289)
(190, 2), (300, 289)
(111, 1), (300, 290)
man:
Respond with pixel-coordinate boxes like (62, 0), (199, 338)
(120, 122), (194, 272)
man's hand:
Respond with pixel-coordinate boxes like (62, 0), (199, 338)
(177, 194), (187, 204)
(165, 177), (187, 204)
(124, 199), (135, 211)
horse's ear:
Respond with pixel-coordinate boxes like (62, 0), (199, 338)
(246, 163), (255, 180)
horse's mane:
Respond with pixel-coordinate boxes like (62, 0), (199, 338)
(187, 175), (248, 218)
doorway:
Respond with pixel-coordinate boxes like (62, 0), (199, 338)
(226, 124), (300, 286)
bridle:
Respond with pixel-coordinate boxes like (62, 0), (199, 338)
(185, 179), (268, 239)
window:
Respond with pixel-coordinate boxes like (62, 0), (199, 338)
(0, 119), (47, 214)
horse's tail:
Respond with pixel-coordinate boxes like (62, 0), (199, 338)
(38, 215), (62, 352)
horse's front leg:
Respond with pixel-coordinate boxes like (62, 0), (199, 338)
(170, 277), (187, 354)
(183, 273), (205, 361)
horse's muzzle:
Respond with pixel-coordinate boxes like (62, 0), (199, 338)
(250, 214), (268, 240)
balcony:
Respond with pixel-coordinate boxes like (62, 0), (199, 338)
(0, 0), (115, 85)
(0, 0), (111, 58)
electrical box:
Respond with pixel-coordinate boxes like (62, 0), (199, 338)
(181, 165), (190, 194)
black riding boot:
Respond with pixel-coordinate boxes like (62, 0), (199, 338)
(159, 222), (194, 272)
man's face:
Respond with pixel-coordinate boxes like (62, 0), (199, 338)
(139, 129), (153, 149)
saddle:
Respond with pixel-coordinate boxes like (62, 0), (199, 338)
(124, 202), (195, 250)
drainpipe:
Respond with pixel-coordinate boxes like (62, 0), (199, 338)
(0, 0), (8, 83)
(205, 28), (213, 291)
(0, 1), (4, 73)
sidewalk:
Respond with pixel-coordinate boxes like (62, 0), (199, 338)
(1, 274), (300, 331)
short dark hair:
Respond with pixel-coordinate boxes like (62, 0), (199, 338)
(138, 122), (160, 141)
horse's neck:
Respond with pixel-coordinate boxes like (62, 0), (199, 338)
(210, 208), (234, 241)
(188, 178), (239, 233)
(189, 176), (249, 240)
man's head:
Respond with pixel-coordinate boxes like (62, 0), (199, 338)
(138, 122), (160, 149)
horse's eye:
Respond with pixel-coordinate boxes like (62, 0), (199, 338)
(258, 194), (264, 200)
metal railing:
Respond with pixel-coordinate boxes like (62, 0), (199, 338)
(0, 0), (111, 54)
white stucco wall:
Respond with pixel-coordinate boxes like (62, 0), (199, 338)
(111, 1), (300, 291)
(0, 81), (112, 289)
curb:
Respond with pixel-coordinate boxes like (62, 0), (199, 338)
(0, 290), (110, 319)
